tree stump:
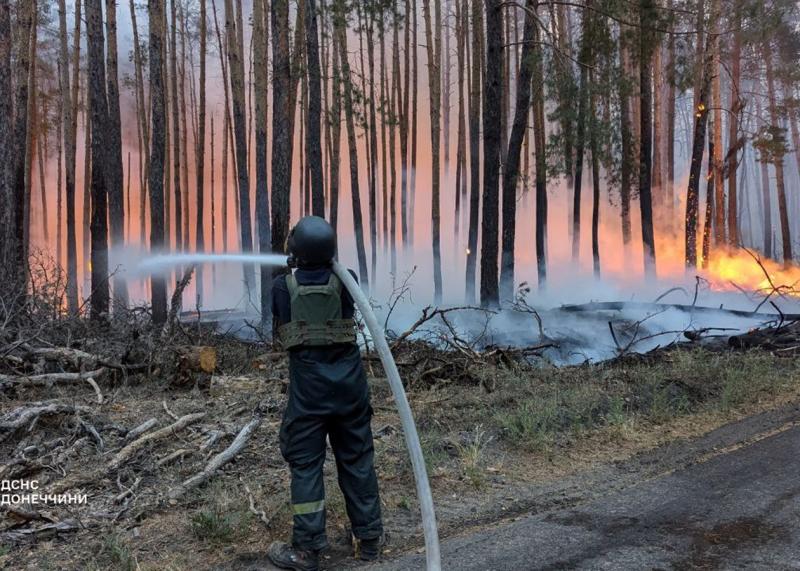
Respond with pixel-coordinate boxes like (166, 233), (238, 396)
(171, 346), (217, 390)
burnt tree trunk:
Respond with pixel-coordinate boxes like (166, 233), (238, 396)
(196, 0), (207, 306)
(253, 0), (270, 324)
(422, 0), (443, 302)
(638, 0), (657, 277)
(305, 0), (324, 217)
(11, 0), (34, 286)
(480, 0), (502, 308)
(334, 0), (369, 286)
(86, 0), (110, 320)
(499, 0), (536, 302)
(271, 0), (292, 267)
(532, 7), (547, 289)
(464, 0), (481, 303)
(149, 0), (168, 324)
(0, 0), (14, 290)
(59, 0), (80, 313)
(763, 45), (792, 265)
(105, 0), (128, 309)
(226, 0), (255, 292)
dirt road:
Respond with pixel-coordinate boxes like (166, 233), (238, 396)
(372, 419), (800, 570)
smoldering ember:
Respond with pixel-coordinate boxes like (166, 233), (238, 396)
(3, 0), (800, 569)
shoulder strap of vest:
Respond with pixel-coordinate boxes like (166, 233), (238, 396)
(285, 272), (299, 297)
(326, 272), (342, 293)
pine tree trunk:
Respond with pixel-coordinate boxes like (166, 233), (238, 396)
(196, 0), (207, 306)
(0, 0), (14, 290)
(409, 0), (418, 248)
(619, 35), (633, 247)
(130, 0), (149, 246)
(36, 135), (49, 244)
(22, 20), (37, 263)
(86, 0), (110, 320)
(711, 8), (724, 247)
(305, 0), (324, 218)
(652, 40), (663, 215)
(590, 80), (601, 278)
(328, 7), (342, 232)
(400, 0), (411, 248)
(169, 0), (182, 252)
(756, 97), (772, 258)
(453, 0), (465, 247)
(442, 0), (450, 173)
(763, 45), (792, 265)
(253, 0), (270, 324)
(179, 4), (189, 248)
(727, 13), (741, 247)
(11, 0), (34, 283)
(65, 0), (81, 312)
(571, 5), (592, 263)
(105, 0), (128, 309)
(464, 0), (482, 304)
(684, 20), (711, 268)
(149, 0), (168, 325)
(211, 0), (230, 252)
(390, 6), (402, 273)
(638, 0), (657, 277)
(701, 126), (714, 267)
(226, 0), (255, 291)
(532, 11), (547, 289)
(499, 0), (536, 302)
(480, 0), (502, 307)
(422, 0), (443, 302)
(665, 0), (676, 230)
(334, 0), (369, 286)
(271, 0), (292, 266)
(82, 85), (91, 291)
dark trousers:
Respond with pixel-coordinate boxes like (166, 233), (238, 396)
(279, 347), (383, 550)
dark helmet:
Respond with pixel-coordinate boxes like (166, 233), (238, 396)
(287, 216), (337, 267)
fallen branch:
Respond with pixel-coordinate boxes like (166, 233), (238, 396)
(560, 301), (800, 320)
(0, 368), (108, 391)
(0, 403), (92, 435)
(167, 414), (262, 499)
(125, 418), (159, 441)
(108, 412), (206, 471)
(0, 519), (79, 542)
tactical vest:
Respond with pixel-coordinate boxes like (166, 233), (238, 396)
(278, 273), (357, 349)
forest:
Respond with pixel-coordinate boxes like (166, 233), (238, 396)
(3, 1), (800, 567)
(1, 0), (800, 321)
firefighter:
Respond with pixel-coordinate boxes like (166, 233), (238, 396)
(267, 216), (384, 571)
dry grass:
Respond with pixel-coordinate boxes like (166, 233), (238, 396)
(3, 342), (800, 570)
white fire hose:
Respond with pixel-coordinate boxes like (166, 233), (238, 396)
(332, 261), (442, 571)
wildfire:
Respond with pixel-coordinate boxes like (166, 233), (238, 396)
(703, 250), (800, 295)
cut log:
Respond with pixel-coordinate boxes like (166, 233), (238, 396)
(171, 346), (217, 389)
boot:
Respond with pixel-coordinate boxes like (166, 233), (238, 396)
(267, 541), (319, 571)
(359, 533), (386, 561)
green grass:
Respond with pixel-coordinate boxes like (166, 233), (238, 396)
(454, 425), (494, 489)
(494, 348), (800, 451)
(93, 534), (137, 571)
(189, 482), (252, 544)
(191, 507), (250, 543)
